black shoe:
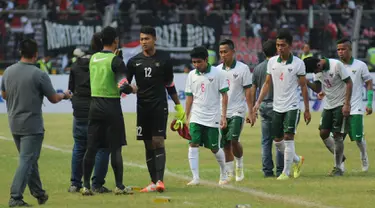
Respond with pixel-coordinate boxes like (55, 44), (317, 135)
(35, 193), (48, 205)
(264, 173), (275, 178)
(328, 167), (344, 177)
(68, 185), (81, 193)
(92, 186), (112, 193)
(9, 198), (31, 207)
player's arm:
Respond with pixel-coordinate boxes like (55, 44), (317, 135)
(298, 75), (310, 111)
(40, 72), (71, 103)
(68, 69), (75, 93)
(1, 74), (6, 99)
(306, 79), (322, 93)
(185, 73), (193, 122)
(253, 74), (271, 112)
(362, 64), (373, 114)
(125, 58), (135, 84)
(112, 57), (137, 94)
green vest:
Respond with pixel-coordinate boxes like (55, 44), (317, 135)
(367, 48), (375, 70)
(301, 53), (313, 60)
(37, 59), (51, 73)
(89, 52), (120, 98)
(208, 50), (217, 65)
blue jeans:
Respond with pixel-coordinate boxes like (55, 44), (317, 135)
(259, 102), (284, 176)
(71, 117), (110, 188)
(10, 134), (45, 200)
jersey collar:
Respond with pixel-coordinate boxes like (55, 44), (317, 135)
(19, 61), (36, 65)
(101, 50), (113, 53)
(277, 54), (293, 65)
(222, 59), (236, 70)
(341, 57), (354, 65)
(195, 64), (211, 75)
(322, 57), (330, 71)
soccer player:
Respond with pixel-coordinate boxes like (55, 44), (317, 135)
(126, 26), (185, 193)
(81, 26), (137, 195)
(250, 40), (284, 177)
(185, 46), (229, 185)
(304, 56), (353, 176)
(253, 29), (310, 180)
(217, 39), (252, 182)
(318, 38), (372, 172)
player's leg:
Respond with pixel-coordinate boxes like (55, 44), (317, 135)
(187, 122), (202, 185)
(82, 119), (103, 195)
(329, 106), (347, 176)
(272, 111), (286, 158)
(221, 118), (234, 181)
(349, 115), (368, 171)
(283, 110), (303, 179)
(230, 116), (245, 181)
(206, 126), (227, 185)
(150, 106), (168, 192)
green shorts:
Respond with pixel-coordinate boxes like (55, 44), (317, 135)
(271, 109), (300, 139)
(348, 114), (364, 141)
(319, 106), (349, 133)
(189, 122), (221, 150)
(221, 116), (244, 146)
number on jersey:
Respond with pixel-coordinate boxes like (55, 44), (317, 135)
(279, 72), (284, 81)
(136, 126), (143, 136)
(144, 67), (152, 77)
(324, 79), (332, 88)
(201, 83), (205, 92)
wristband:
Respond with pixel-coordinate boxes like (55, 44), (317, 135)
(367, 90), (373, 108)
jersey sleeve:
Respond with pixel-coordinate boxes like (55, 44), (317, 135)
(219, 70), (229, 93)
(1, 72), (6, 92)
(40, 72), (57, 98)
(185, 72), (193, 96)
(297, 60), (306, 76)
(164, 60), (174, 87)
(242, 65), (252, 89)
(361, 63), (372, 82)
(337, 62), (350, 80)
(266, 59), (272, 75)
(125, 58), (135, 83)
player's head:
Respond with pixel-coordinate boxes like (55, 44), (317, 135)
(262, 39), (277, 59)
(101, 26), (119, 48)
(190, 46), (209, 72)
(219, 39), (235, 64)
(91, 32), (104, 53)
(276, 29), (293, 56)
(140, 26), (156, 52)
(336, 38), (352, 61)
(304, 57), (324, 74)
(303, 43), (310, 54)
(20, 38), (38, 61)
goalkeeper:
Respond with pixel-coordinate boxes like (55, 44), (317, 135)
(126, 26), (186, 193)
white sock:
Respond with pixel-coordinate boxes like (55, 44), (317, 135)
(235, 156), (243, 169)
(225, 161), (234, 175)
(215, 149), (226, 179)
(356, 139), (367, 160)
(283, 140), (296, 176)
(188, 147), (199, 180)
(293, 154), (300, 163)
(334, 136), (344, 168)
(274, 140), (285, 154)
(323, 136), (335, 154)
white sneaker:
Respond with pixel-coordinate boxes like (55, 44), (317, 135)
(361, 153), (369, 172)
(186, 179), (200, 186)
(235, 167), (244, 182)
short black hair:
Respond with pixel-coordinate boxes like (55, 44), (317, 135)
(219, 39), (235, 50)
(336, 38), (352, 45)
(20, 38), (38, 58)
(262, 40), (276, 58)
(140, 25), (156, 37)
(101, 26), (118, 46)
(303, 57), (320, 73)
(91, 32), (103, 53)
(190, 46), (208, 60)
(276, 28), (293, 45)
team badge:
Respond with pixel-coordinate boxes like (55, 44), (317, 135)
(155, 62), (160, 67)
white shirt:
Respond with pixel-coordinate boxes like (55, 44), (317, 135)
(218, 60), (252, 118)
(185, 65), (229, 127)
(313, 58), (351, 110)
(267, 55), (306, 113)
(343, 58), (372, 115)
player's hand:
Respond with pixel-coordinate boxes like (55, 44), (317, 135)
(304, 110), (311, 125)
(366, 106), (373, 115)
(342, 104), (351, 117)
(63, 90), (72, 100)
(174, 104), (186, 122)
(130, 84), (138, 93)
(253, 102), (260, 113)
(220, 116), (227, 129)
(246, 112), (256, 127)
(317, 91), (325, 100)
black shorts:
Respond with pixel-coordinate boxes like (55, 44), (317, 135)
(136, 103), (168, 140)
(87, 116), (127, 150)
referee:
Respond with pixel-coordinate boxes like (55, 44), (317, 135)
(81, 26), (136, 195)
(1, 39), (71, 207)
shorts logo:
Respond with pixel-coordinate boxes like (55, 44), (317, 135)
(212, 143), (218, 147)
(208, 78), (214, 82)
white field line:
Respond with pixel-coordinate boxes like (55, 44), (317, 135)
(0, 136), (340, 208)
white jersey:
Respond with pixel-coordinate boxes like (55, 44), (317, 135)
(267, 55), (306, 113)
(185, 65), (229, 128)
(343, 58), (372, 115)
(218, 60), (252, 118)
(313, 58), (351, 110)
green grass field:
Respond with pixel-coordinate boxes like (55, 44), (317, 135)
(0, 112), (375, 208)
